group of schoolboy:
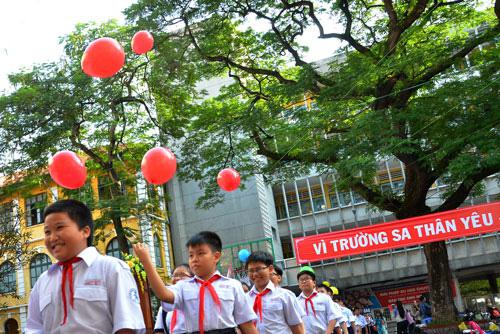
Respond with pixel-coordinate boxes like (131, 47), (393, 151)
(25, 199), (353, 334)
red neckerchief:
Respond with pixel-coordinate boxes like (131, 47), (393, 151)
(253, 288), (271, 321)
(58, 257), (82, 325)
(195, 274), (221, 334)
(304, 291), (318, 317)
(170, 310), (178, 333)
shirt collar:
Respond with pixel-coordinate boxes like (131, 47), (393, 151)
(249, 280), (275, 296)
(190, 270), (228, 282)
(298, 289), (318, 299)
(47, 247), (99, 274)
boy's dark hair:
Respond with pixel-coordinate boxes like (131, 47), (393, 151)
(245, 251), (273, 268)
(186, 231), (222, 252)
(43, 199), (94, 246)
(241, 282), (251, 290)
(274, 265), (283, 277)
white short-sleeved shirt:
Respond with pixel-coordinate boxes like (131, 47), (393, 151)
(161, 291), (187, 334)
(247, 281), (304, 334)
(26, 247), (145, 334)
(164, 271), (257, 332)
(154, 307), (165, 331)
(355, 314), (367, 327)
(297, 290), (344, 334)
(340, 306), (355, 327)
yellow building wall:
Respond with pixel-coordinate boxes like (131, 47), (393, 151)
(0, 178), (173, 332)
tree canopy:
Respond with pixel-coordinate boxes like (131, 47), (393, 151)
(0, 21), (165, 253)
(125, 0), (500, 321)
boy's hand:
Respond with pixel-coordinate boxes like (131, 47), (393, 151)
(132, 243), (152, 264)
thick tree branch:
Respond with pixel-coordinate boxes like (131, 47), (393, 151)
(182, 17), (296, 85)
(251, 129), (336, 164)
(383, 0), (398, 29)
(70, 120), (108, 170)
(227, 67), (270, 99)
(281, 0), (378, 60)
(351, 182), (403, 213)
(401, 0), (429, 31)
(407, 23), (500, 88)
(435, 165), (500, 212)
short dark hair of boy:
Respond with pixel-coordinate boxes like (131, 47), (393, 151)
(241, 282), (251, 290)
(274, 265), (283, 277)
(245, 251), (273, 269)
(43, 199), (94, 247)
(186, 231), (222, 252)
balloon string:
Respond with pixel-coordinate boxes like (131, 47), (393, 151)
(223, 126), (235, 169)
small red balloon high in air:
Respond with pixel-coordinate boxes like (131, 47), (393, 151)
(131, 31), (154, 55)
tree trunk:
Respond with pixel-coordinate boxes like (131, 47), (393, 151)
(109, 180), (131, 255)
(423, 241), (456, 323)
(112, 213), (131, 254)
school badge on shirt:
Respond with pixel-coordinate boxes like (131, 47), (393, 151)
(129, 288), (140, 304)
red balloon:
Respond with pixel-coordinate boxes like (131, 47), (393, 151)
(132, 31), (154, 55)
(48, 151), (87, 189)
(81, 37), (125, 78)
(217, 168), (241, 192)
(141, 147), (177, 185)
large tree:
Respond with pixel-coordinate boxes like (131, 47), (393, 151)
(0, 21), (166, 254)
(126, 0), (500, 322)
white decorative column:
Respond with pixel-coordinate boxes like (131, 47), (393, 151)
(19, 305), (27, 332)
(161, 223), (172, 274)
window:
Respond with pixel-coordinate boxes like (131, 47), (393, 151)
(153, 234), (163, 267)
(98, 176), (128, 202)
(338, 192), (352, 207)
(280, 236), (294, 259)
(25, 193), (47, 226)
(0, 261), (16, 294)
(98, 176), (113, 201)
(30, 254), (52, 288)
(328, 190), (339, 209)
(352, 192), (366, 204)
(106, 237), (132, 260)
(0, 202), (14, 232)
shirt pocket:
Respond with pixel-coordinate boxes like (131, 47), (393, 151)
(263, 300), (283, 311)
(74, 286), (108, 302)
(217, 289), (235, 312)
(39, 293), (52, 313)
(315, 304), (326, 312)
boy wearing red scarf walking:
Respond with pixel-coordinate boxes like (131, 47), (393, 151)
(296, 266), (346, 334)
(26, 199), (145, 333)
(245, 251), (304, 334)
(134, 231), (258, 334)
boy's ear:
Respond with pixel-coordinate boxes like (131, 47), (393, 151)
(82, 225), (91, 238)
(214, 250), (222, 262)
(268, 264), (274, 272)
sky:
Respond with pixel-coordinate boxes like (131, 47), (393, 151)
(0, 0), (133, 92)
(0, 1), (342, 92)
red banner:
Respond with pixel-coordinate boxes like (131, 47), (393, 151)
(294, 202), (500, 264)
(374, 284), (430, 306)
